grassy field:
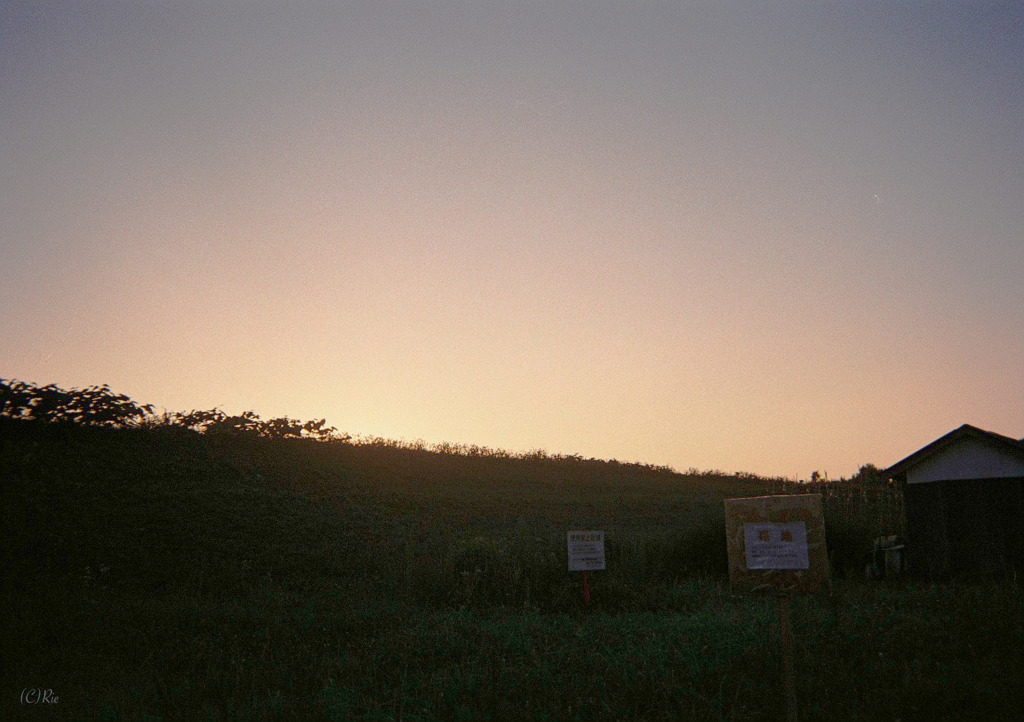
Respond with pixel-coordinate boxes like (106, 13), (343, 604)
(3, 413), (1022, 721)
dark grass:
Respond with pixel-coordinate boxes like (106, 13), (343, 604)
(2, 417), (1021, 720)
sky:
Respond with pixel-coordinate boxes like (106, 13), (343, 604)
(2, 2), (1022, 479)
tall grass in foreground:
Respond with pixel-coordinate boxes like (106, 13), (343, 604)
(5, 573), (1021, 721)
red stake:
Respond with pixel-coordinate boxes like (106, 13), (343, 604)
(582, 571), (591, 605)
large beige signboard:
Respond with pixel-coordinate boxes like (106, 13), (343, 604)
(725, 494), (830, 596)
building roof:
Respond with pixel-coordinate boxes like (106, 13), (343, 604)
(883, 424), (1024, 480)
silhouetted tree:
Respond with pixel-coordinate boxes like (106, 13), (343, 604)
(0, 379), (153, 427)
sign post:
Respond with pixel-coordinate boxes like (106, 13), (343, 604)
(778, 595), (798, 722)
(567, 531), (605, 604)
(724, 494), (830, 722)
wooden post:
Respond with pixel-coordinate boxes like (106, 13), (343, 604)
(582, 570), (591, 605)
(778, 596), (798, 722)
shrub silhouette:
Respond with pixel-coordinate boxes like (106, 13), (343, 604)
(0, 379), (337, 441)
(0, 378), (153, 427)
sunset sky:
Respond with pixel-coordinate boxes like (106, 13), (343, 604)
(3, 2), (1022, 479)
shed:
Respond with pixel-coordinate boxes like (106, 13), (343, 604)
(883, 424), (1024, 579)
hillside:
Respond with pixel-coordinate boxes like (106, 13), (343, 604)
(1, 377), (899, 602)
(2, 413), (775, 602)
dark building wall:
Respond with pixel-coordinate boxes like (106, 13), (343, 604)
(905, 477), (1024, 579)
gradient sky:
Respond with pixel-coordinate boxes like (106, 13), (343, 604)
(3, 2), (1022, 479)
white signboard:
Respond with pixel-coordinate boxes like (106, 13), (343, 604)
(567, 531), (605, 571)
(743, 522), (810, 570)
